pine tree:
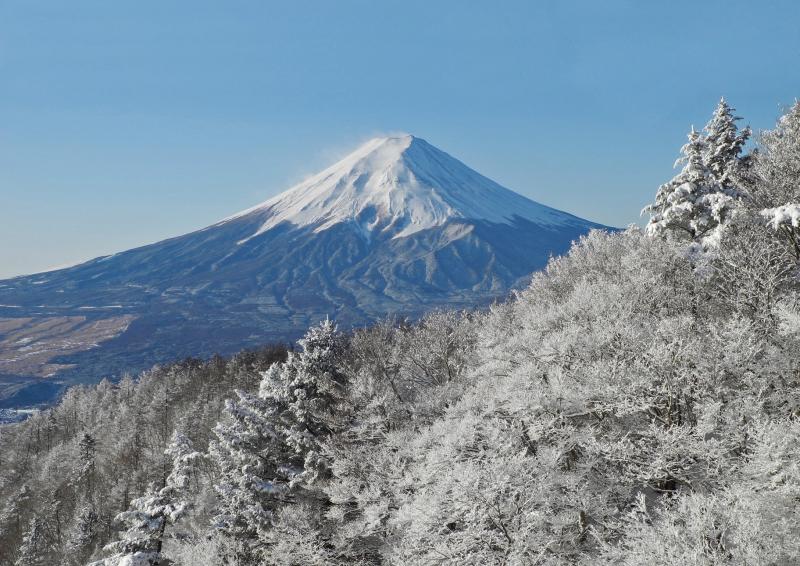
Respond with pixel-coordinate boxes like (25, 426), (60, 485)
(75, 433), (98, 496)
(644, 100), (752, 244)
(41, 488), (64, 552)
(66, 504), (100, 566)
(703, 97), (751, 189)
(210, 319), (345, 562)
(44, 411), (58, 452)
(15, 517), (52, 566)
(209, 388), (286, 562)
(162, 432), (203, 499)
(90, 432), (202, 566)
(262, 317), (346, 484)
(643, 127), (735, 241)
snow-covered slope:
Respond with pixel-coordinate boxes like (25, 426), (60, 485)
(226, 135), (575, 241)
(0, 134), (611, 407)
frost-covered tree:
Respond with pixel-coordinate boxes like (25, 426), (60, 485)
(209, 386), (290, 561)
(39, 488), (65, 552)
(66, 504), (100, 566)
(91, 432), (202, 566)
(210, 319), (345, 563)
(644, 99), (752, 245)
(751, 101), (800, 206)
(14, 517), (52, 566)
(74, 433), (97, 497)
(712, 218), (793, 334)
(261, 317), (347, 484)
(0, 485), (33, 565)
(643, 127), (737, 242)
(597, 418), (800, 565)
(762, 203), (800, 259)
(748, 101), (800, 258)
(703, 97), (751, 189)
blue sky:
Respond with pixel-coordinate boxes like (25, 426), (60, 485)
(1, 1), (799, 278)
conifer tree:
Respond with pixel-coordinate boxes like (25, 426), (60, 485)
(262, 317), (346, 484)
(644, 100), (752, 244)
(15, 517), (52, 566)
(90, 432), (202, 566)
(643, 127), (735, 241)
(66, 504), (100, 565)
(209, 388), (285, 562)
(210, 319), (345, 562)
(703, 97), (751, 189)
(75, 433), (97, 496)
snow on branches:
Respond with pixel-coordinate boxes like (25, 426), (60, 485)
(644, 99), (750, 245)
(209, 319), (346, 562)
(761, 203), (800, 258)
(90, 432), (203, 566)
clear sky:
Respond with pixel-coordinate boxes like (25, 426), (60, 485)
(1, 1), (799, 278)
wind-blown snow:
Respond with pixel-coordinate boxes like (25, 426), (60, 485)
(225, 135), (578, 243)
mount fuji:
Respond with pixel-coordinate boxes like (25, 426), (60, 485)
(0, 134), (609, 406)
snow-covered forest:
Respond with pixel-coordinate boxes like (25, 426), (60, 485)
(2, 99), (800, 565)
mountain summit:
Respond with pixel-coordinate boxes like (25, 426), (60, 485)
(227, 135), (575, 241)
(0, 135), (609, 407)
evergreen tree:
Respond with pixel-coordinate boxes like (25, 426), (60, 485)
(41, 488), (64, 553)
(703, 97), (751, 189)
(643, 127), (736, 241)
(66, 504), (100, 565)
(210, 319), (345, 563)
(644, 100), (752, 244)
(75, 433), (97, 496)
(209, 388), (285, 562)
(43, 411), (58, 452)
(262, 317), (346, 484)
(15, 517), (52, 566)
(90, 432), (202, 566)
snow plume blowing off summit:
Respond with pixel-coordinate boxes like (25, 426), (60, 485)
(0, 134), (610, 407)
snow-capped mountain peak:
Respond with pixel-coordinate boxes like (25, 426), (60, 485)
(0, 133), (608, 406)
(228, 134), (575, 242)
